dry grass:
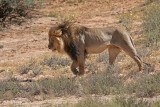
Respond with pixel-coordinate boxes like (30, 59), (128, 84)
(0, 44), (3, 49)
(0, 0), (160, 106)
(143, 1), (160, 47)
(73, 96), (158, 107)
(80, 71), (124, 95)
(1, 70), (160, 101)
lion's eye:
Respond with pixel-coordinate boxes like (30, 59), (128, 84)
(50, 37), (54, 42)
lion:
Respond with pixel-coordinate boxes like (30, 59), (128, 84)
(48, 23), (142, 75)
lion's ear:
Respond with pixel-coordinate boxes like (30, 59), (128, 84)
(54, 30), (62, 37)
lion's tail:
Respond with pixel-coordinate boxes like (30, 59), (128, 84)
(123, 24), (135, 48)
(128, 33), (151, 69)
(128, 33), (135, 48)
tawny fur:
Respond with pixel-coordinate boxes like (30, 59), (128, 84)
(48, 23), (142, 75)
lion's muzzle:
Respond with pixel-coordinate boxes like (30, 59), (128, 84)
(48, 43), (53, 49)
(48, 45), (51, 49)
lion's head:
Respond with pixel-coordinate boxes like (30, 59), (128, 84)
(48, 27), (64, 53)
(48, 23), (80, 61)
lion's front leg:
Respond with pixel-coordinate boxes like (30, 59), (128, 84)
(77, 54), (85, 75)
(71, 60), (79, 75)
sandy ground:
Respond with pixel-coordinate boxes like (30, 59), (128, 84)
(1, 0), (160, 106)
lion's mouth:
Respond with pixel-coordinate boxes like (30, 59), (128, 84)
(52, 48), (56, 51)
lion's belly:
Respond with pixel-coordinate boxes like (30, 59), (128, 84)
(84, 32), (112, 54)
(86, 42), (109, 54)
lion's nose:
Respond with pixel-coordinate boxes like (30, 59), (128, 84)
(48, 44), (52, 49)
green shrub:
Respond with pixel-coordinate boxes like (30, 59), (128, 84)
(74, 97), (103, 107)
(0, 44), (4, 49)
(143, 3), (160, 47)
(85, 61), (99, 73)
(126, 73), (160, 97)
(147, 0), (160, 4)
(40, 55), (71, 69)
(0, 0), (44, 27)
(107, 96), (150, 107)
(117, 11), (134, 32)
(36, 76), (78, 97)
(66, 0), (85, 3)
(18, 58), (36, 74)
(48, 11), (57, 17)
(18, 58), (42, 76)
(80, 72), (124, 95)
(137, 47), (152, 57)
(0, 80), (22, 100)
(60, 14), (76, 23)
(74, 96), (152, 107)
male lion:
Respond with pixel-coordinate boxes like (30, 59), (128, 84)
(48, 23), (142, 75)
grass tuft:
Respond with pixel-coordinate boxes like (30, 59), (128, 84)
(74, 96), (154, 107)
(143, 2), (160, 47)
(0, 44), (4, 49)
(80, 71), (124, 95)
(34, 76), (78, 97)
(126, 73), (160, 97)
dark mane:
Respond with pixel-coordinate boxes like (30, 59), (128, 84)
(57, 23), (79, 61)
(57, 22), (72, 30)
(55, 22), (89, 61)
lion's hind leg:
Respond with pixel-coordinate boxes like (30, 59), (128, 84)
(126, 51), (142, 71)
(108, 45), (121, 65)
(107, 45), (121, 72)
(118, 45), (142, 71)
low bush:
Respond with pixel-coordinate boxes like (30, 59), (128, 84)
(18, 58), (42, 77)
(74, 96), (154, 107)
(32, 76), (78, 97)
(143, 2), (160, 47)
(0, 44), (4, 48)
(126, 73), (160, 97)
(0, 80), (22, 100)
(40, 55), (71, 69)
(0, 0), (44, 27)
(80, 71), (124, 95)
(146, 0), (160, 4)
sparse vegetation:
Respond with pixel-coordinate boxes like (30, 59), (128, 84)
(73, 96), (160, 107)
(66, 0), (85, 3)
(18, 55), (70, 75)
(117, 10), (135, 32)
(40, 55), (71, 69)
(0, 0), (44, 27)
(147, 0), (160, 4)
(35, 76), (78, 97)
(137, 47), (152, 57)
(0, 0), (160, 106)
(126, 73), (160, 97)
(47, 11), (57, 17)
(143, 2), (160, 47)
(0, 80), (22, 100)
(80, 71), (123, 95)
(11, 52), (160, 100)
(0, 70), (160, 105)
(60, 14), (76, 23)
(85, 61), (100, 73)
(0, 76), (78, 100)
(18, 58), (39, 75)
(0, 44), (3, 48)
